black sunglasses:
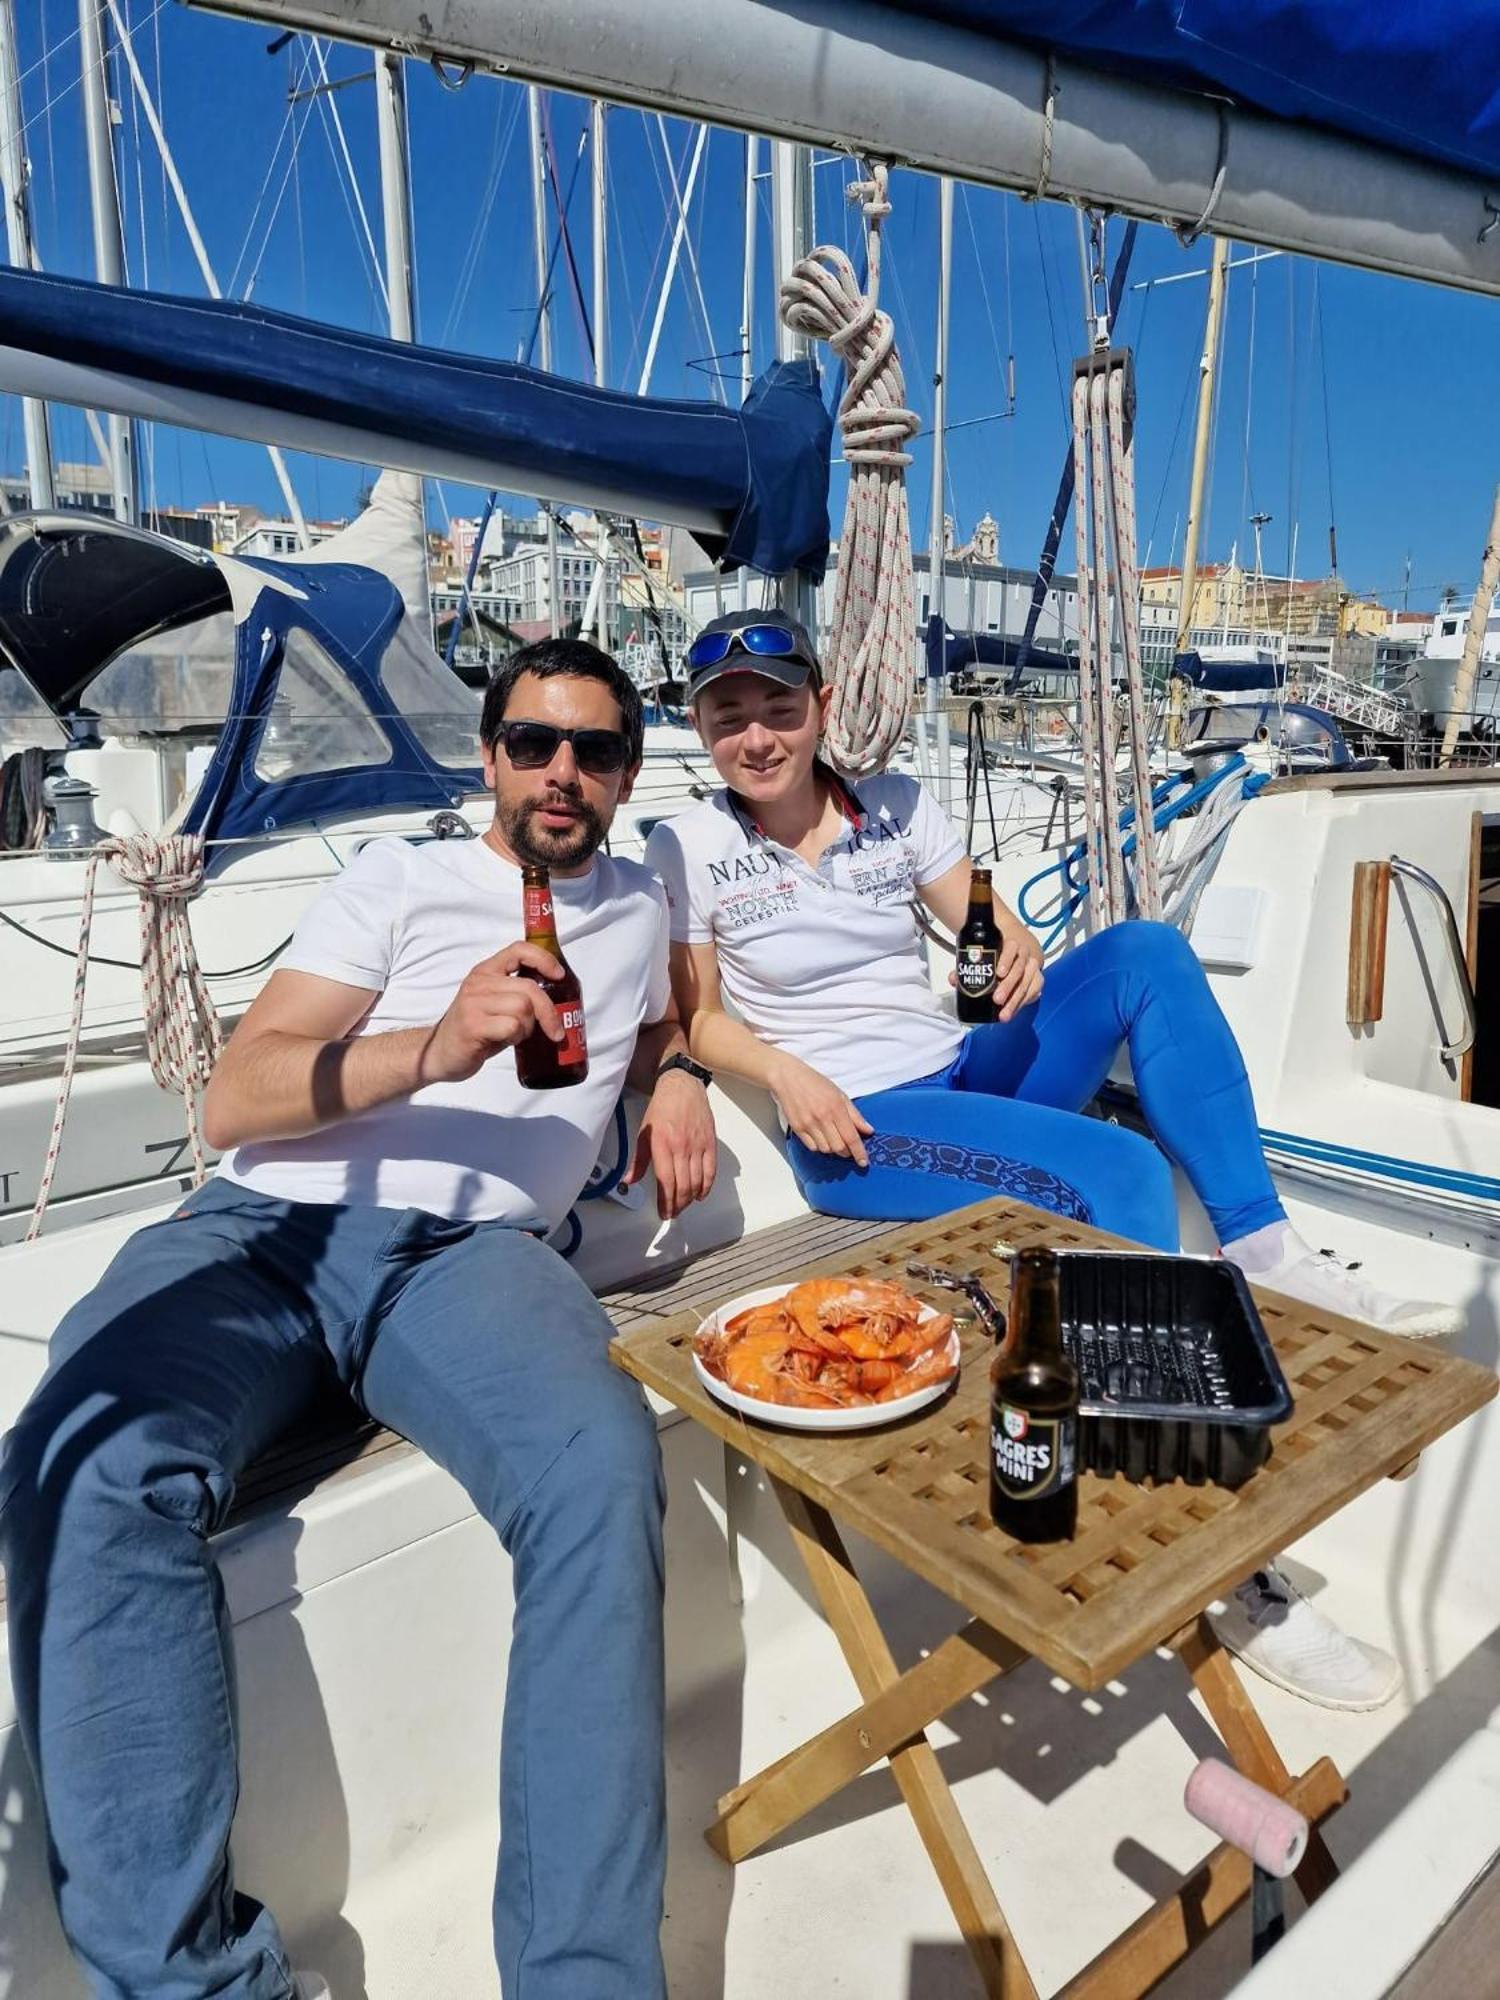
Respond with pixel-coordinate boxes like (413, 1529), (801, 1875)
(496, 720), (630, 776)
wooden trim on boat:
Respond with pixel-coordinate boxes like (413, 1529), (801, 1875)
(1264, 765), (1500, 796)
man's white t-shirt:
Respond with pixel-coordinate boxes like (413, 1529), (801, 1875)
(645, 774), (967, 1100)
(218, 836), (670, 1229)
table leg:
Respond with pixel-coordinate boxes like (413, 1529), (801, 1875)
(769, 1477), (1039, 2000)
(1178, 1615), (1341, 1903)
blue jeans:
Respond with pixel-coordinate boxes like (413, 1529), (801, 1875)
(0, 1180), (666, 2000)
(788, 920), (1285, 1250)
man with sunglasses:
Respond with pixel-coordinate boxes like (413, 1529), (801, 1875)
(1, 639), (715, 2000)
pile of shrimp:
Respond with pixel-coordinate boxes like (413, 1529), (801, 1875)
(696, 1276), (956, 1410)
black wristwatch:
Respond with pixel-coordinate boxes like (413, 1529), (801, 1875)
(655, 1052), (713, 1089)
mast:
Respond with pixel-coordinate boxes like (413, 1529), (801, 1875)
(529, 83), (559, 636)
(771, 139), (815, 635)
(1440, 482), (1500, 765)
(738, 132), (758, 611)
(1166, 233), (1229, 742)
(0, 0), (54, 509)
(927, 176), (953, 806)
(374, 52), (415, 342)
(77, 0), (135, 520)
(590, 100), (607, 389)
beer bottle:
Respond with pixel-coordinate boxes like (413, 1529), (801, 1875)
(955, 866), (1002, 1023)
(990, 1247), (1079, 1542)
(516, 864), (589, 1090)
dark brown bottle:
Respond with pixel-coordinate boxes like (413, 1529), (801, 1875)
(990, 1247), (1079, 1542)
(955, 866), (1002, 1022)
(516, 864), (589, 1090)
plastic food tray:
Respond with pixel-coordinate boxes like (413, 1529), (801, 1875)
(1056, 1252), (1294, 1489)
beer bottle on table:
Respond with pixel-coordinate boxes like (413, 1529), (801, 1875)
(955, 866), (1002, 1023)
(516, 863), (588, 1090)
(990, 1247), (1080, 1543)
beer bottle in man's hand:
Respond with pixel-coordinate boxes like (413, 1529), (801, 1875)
(955, 866), (1002, 1022)
(990, 1247), (1079, 1542)
(516, 864), (589, 1089)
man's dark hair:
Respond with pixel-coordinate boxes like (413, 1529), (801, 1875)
(481, 638), (644, 766)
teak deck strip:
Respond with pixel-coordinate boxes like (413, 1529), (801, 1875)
(612, 1194), (1496, 1691)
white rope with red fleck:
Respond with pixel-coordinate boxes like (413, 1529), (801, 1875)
(777, 161), (919, 777)
(27, 834), (222, 1241)
(1070, 351), (1161, 929)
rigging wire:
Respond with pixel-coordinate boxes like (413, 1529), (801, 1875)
(439, 85), (522, 346)
(1031, 202), (1072, 442)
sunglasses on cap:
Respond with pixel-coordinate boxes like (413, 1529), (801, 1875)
(495, 719), (631, 776)
(685, 623), (817, 675)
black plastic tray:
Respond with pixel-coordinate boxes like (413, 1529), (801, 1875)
(1056, 1252), (1294, 1489)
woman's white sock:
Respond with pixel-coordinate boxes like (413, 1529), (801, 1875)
(1220, 1219), (1299, 1275)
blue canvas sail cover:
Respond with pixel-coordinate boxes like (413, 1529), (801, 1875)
(899, 3), (1500, 182)
(1173, 648), (1287, 691)
(925, 619), (1075, 682)
(0, 267), (831, 578)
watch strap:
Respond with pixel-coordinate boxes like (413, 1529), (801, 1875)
(655, 1051), (713, 1088)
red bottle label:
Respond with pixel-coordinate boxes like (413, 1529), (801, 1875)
(523, 881), (555, 933)
(557, 1002), (588, 1069)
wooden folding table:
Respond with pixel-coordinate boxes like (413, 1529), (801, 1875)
(612, 1195), (1497, 1997)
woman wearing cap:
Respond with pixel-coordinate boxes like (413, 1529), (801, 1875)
(645, 608), (1458, 1710)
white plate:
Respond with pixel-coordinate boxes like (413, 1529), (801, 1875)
(691, 1282), (961, 1432)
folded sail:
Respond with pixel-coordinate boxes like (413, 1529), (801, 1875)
(0, 267), (832, 579)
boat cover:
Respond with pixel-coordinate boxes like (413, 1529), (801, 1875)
(0, 268), (832, 579)
(925, 620), (1075, 683)
(905, 3), (1500, 180)
(1174, 649), (1287, 691)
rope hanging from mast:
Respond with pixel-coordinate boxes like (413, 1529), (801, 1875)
(1070, 336), (1162, 926)
(777, 160), (919, 776)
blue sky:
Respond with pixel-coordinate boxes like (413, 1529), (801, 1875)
(14, 0), (1500, 610)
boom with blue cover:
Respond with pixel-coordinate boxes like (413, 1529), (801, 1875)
(0, 267), (831, 579)
(905, 1), (1500, 183)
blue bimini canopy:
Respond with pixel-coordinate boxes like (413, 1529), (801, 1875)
(0, 267), (831, 579)
(181, 558), (485, 874)
(905, 2), (1500, 183)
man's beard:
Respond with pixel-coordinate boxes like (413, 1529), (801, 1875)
(497, 789), (608, 869)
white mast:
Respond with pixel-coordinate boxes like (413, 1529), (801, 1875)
(590, 100), (607, 389)
(926, 176), (954, 809)
(374, 52), (415, 343)
(78, 0), (135, 520)
(575, 100), (612, 647)
(771, 140), (815, 634)
(0, 0), (55, 509)
(529, 84), (560, 636)
(738, 132), (758, 611)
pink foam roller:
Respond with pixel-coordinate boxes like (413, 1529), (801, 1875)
(1183, 1758), (1308, 1878)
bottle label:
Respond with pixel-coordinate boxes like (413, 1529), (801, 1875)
(523, 880), (555, 935)
(557, 1001), (588, 1069)
(991, 1404), (1076, 1502)
(956, 943), (998, 1001)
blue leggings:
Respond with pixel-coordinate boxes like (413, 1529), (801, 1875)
(786, 920), (1285, 1251)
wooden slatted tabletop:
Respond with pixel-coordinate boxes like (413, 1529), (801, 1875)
(612, 1194), (1497, 1690)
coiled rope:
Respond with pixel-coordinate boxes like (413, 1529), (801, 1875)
(778, 161), (919, 777)
(28, 834), (223, 1240)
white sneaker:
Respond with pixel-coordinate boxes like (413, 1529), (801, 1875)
(1242, 1240), (1464, 1340)
(293, 1976), (331, 2000)
(1208, 1566), (1402, 1712)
